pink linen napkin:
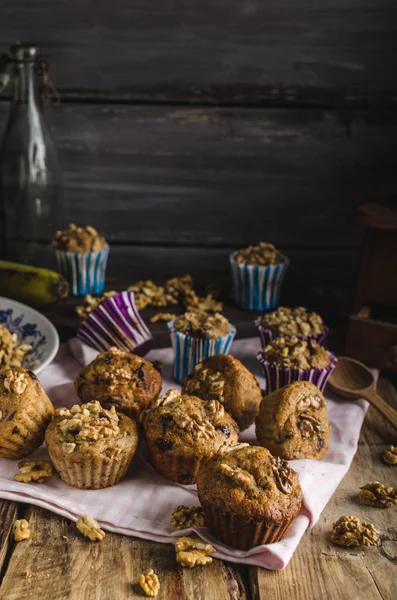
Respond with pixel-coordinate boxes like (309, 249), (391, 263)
(0, 338), (369, 570)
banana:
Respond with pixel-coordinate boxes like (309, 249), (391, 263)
(0, 260), (69, 305)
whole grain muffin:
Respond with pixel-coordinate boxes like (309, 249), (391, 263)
(53, 223), (106, 253)
(182, 354), (262, 431)
(174, 312), (232, 339)
(234, 242), (282, 266)
(142, 389), (239, 484)
(75, 346), (162, 419)
(197, 443), (302, 550)
(255, 381), (330, 460)
(0, 368), (54, 459)
(259, 307), (324, 339)
(260, 336), (330, 370)
(45, 400), (139, 489)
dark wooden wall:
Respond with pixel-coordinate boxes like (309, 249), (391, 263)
(1, 0), (397, 299)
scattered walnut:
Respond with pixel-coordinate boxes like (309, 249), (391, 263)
(76, 515), (106, 541)
(220, 463), (254, 488)
(171, 506), (205, 529)
(139, 569), (160, 597)
(175, 536), (215, 568)
(382, 445), (397, 465)
(14, 460), (53, 484)
(128, 279), (179, 310)
(184, 290), (223, 313)
(75, 291), (118, 319)
(330, 516), (380, 547)
(359, 482), (397, 508)
(149, 312), (177, 323)
(2, 369), (29, 394)
(0, 409), (2, 421)
(0, 326), (33, 368)
(13, 519), (31, 542)
(25, 569), (34, 579)
(270, 456), (293, 494)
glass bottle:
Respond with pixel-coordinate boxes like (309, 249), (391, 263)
(0, 43), (63, 264)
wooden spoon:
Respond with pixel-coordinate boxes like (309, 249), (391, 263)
(328, 356), (397, 430)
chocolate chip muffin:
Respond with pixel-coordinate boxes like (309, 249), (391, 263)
(0, 368), (54, 459)
(45, 400), (139, 489)
(75, 347), (162, 419)
(142, 389), (239, 484)
(182, 354), (262, 431)
(197, 443), (302, 550)
(255, 381), (330, 460)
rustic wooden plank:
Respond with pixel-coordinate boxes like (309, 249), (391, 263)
(249, 377), (397, 600)
(1, 0), (397, 106)
(0, 505), (249, 600)
(2, 103), (396, 248)
(0, 501), (18, 581)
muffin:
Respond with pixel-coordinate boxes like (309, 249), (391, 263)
(168, 312), (236, 383)
(230, 242), (289, 311)
(255, 306), (328, 347)
(197, 443), (302, 550)
(53, 223), (109, 296)
(182, 354), (262, 431)
(75, 346), (162, 420)
(0, 367), (54, 458)
(255, 381), (330, 460)
(45, 400), (139, 489)
(142, 389), (239, 484)
(257, 336), (337, 393)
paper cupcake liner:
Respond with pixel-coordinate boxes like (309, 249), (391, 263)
(200, 502), (294, 550)
(230, 252), (289, 311)
(77, 291), (154, 356)
(256, 351), (337, 394)
(55, 243), (109, 296)
(168, 320), (236, 383)
(255, 318), (329, 348)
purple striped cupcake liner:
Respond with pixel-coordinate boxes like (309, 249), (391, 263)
(55, 243), (109, 297)
(168, 319), (236, 383)
(229, 251), (289, 311)
(77, 291), (154, 356)
(255, 318), (329, 348)
(256, 350), (337, 394)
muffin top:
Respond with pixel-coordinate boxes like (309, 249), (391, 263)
(182, 354), (262, 431)
(0, 325), (32, 368)
(260, 336), (330, 370)
(46, 400), (139, 456)
(196, 443), (302, 522)
(74, 346), (162, 419)
(174, 312), (232, 339)
(260, 307), (324, 338)
(235, 242), (282, 266)
(53, 223), (106, 253)
(142, 389), (239, 453)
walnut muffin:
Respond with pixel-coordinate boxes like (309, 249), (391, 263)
(142, 389), (239, 484)
(53, 223), (106, 253)
(197, 443), (302, 550)
(182, 354), (262, 431)
(75, 346), (162, 419)
(255, 381), (330, 460)
(0, 368), (54, 459)
(260, 336), (330, 370)
(257, 307), (327, 348)
(174, 312), (232, 339)
(45, 400), (139, 489)
(234, 242), (282, 266)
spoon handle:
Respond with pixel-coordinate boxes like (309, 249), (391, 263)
(363, 390), (397, 430)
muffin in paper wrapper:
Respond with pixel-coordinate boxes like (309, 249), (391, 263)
(229, 251), (289, 311)
(256, 350), (337, 394)
(77, 291), (154, 356)
(168, 319), (236, 383)
(255, 318), (329, 348)
(55, 243), (109, 297)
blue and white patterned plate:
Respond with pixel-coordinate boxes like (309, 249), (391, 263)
(0, 297), (59, 374)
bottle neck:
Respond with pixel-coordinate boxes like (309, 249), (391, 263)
(10, 61), (42, 107)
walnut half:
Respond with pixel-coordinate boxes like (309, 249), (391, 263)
(139, 569), (160, 597)
(13, 519), (31, 542)
(175, 536), (215, 568)
(13, 460), (53, 484)
(171, 506), (205, 529)
(382, 445), (397, 466)
(76, 515), (106, 541)
(330, 516), (380, 547)
(359, 482), (397, 508)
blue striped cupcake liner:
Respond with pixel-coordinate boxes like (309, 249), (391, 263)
(168, 319), (236, 383)
(256, 350), (337, 394)
(77, 291), (154, 356)
(229, 251), (289, 311)
(55, 243), (109, 297)
(255, 318), (329, 348)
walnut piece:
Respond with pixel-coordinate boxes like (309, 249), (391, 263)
(261, 336), (330, 370)
(56, 401), (120, 450)
(149, 312), (177, 323)
(53, 223), (105, 253)
(174, 311), (231, 339)
(184, 365), (226, 405)
(14, 460), (53, 484)
(330, 516), (380, 547)
(0, 326), (33, 368)
(175, 536), (215, 568)
(173, 412), (216, 440)
(171, 506), (205, 529)
(270, 456), (293, 494)
(139, 569), (160, 597)
(2, 368), (29, 394)
(382, 445), (397, 465)
(235, 242), (281, 266)
(25, 570), (34, 579)
(76, 515), (106, 541)
(359, 482), (397, 508)
(13, 519), (31, 542)
(75, 291), (118, 319)
(260, 306), (324, 337)
(220, 463), (254, 488)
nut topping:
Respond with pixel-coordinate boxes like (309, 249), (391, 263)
(2, 369), (29, 394)
(270, 456), (293, 494)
